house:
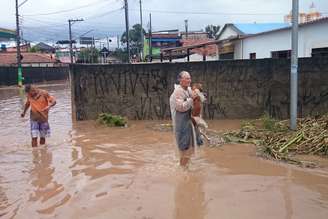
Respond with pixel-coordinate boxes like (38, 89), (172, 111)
(160, 23), (291, 61)
(0, 28), (15, 51)
(5, 43), (31, 52)
(217, 17), (328, 60)
(0, 28), (16, 41)
(0, 52), (60, 67)
(180, 31), (209, 40)
(0, 27), (33, 53)
(217, 23), (290, 59)
(144, 30), (181, 60)
(34, 42), (56, 53)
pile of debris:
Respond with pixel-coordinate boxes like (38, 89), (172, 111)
(222, 114), (328, 163)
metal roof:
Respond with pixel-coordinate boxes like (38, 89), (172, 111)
(151, 38), (179, 42)
(234, 23), (290, 34)
(0, 28), (16, 40)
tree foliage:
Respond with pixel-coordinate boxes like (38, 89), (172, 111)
(121, 24), (146, 55)
(76, 47), (100, 63)
(28, 46), (40, 53)
(205, 25), (221, 39)
(112, 48), (129, 63)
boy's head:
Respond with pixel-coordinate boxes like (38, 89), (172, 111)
(24, 84), (38, 97)
(192, 83), (203, 92)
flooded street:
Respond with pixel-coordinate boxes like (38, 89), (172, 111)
(0, 82), (328, 219)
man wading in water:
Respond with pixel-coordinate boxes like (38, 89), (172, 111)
(21, 85), (56, 147)
(170, 71), (200, 167)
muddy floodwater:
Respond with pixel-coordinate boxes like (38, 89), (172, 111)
(0, 82), (328, 219)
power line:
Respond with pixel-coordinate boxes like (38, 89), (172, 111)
(21, 16), (66, 26)
(22, 0), (112, 16)
(131, 8), (328, 16)
(21, 8), (124, 34)
(22, 7), (123, 27)
(85, 7), (124, 20)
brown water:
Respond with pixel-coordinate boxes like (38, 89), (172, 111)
(0, 83), (328, 219)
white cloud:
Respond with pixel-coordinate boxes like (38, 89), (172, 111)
(1, 0), (327, 41)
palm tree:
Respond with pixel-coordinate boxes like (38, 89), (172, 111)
(205, 25), (220, 39)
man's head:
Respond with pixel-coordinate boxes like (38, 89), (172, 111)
(178, 71), (191, 88)
(24, 84), (38, 97)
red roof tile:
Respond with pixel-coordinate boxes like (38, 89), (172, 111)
(181, 39), (218, 56)
(0, 52), (58, 65)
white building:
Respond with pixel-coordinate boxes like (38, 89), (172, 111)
(217, 17), (328, 59)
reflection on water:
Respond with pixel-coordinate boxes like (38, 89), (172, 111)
(29, 148), (71, 215)
(0, 82), (328, 219)
(174, 172), (205, 219)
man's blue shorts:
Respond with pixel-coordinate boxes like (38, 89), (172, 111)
(30, 120), (50, 138)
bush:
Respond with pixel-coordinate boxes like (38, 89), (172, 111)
(97, 113), (127, 127)
(260, 113), (287, 132)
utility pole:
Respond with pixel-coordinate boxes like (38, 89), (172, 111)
(290, 0), (299, 130)
(15, 0), (22, 86)
(148, 13), (152, 62)
(117, 35), (120, 49)
(68, 18), (83, 64)
(124, 0), (130, 63)
(139, 0), (144, 61)
(92, 36), (95, 63)
(184, 19), (188, 39)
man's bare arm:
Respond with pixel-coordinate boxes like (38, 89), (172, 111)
(21, 101), (30, 117)
(41, 95), (56, 112)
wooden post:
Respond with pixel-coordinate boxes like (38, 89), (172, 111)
(203, 45), (206, 61)
(187, 49), (190, 62)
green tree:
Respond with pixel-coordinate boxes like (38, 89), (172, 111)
(121, 24), (146, 56)
(76, 47), (100, 63)
(205, 25), (220, 39)
(112, 48), (129, 63)
(28, 45), (40, 53)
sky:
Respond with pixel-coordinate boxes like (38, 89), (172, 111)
(1, 0), (328, 42)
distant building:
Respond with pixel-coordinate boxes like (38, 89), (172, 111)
(55, 48), (73, 63)
(0, 28), (16, 41)
(170, 39), (218, 62)
(217, 23), (289, 59)
(0, 27), (15, 52)
(180, 31), (209, 40)
(144, 30), (181, 60)
(217, 17), (328, 60)
(284, 12), (308, 24)
(284, 2), (322, 23)
(55, 40), (81, 63)
(5, 43), (31, 52)
(34, 42), (56, 53)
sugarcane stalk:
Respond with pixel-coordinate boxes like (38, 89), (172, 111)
(278, 132), (303, 153)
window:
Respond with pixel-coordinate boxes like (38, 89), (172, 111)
(249, 53), (256, 59)
(312, 47), (328, 57)
(219, 52), (234, 60)
(271, 50), (291, 59)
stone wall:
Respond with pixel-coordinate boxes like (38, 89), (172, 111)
(70, 58), (328, 120)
